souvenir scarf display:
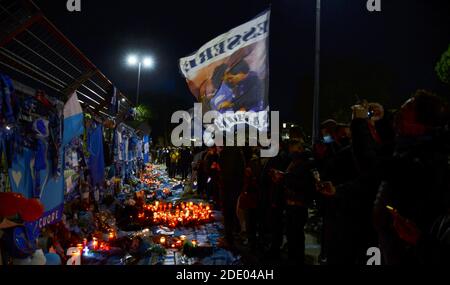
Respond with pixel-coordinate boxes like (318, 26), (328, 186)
(64, 137), (86, 196)
(0, 75), (64, 198)
(87, 122), (106, 188)
(17, 91), (63, 199)
(0, 74), (63, 265)
(0, 73), (18, 183)
(114, 124), (141, 182)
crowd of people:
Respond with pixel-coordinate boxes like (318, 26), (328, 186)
(152, 148), (193, 180)
(155, 90), (450, 265)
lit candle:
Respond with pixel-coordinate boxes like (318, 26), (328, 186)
(92, 238), (98, 250)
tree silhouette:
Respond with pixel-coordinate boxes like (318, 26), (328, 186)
(436, 44), (450, 86)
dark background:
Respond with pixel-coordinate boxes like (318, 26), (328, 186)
(34, 0), (450, 139)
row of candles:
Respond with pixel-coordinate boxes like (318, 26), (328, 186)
(68, 233), (115, 265)
(138, 201), (213, 228)
(157, 235), (198, 249)
(74, 232), (115, 256)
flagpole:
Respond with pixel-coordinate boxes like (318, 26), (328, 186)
(312, 0), (321, 144)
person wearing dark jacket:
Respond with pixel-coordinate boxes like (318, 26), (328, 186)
(271, 139), (316, 265)
(262, 142), (290, 260)
(218, 146), (246, 248)
(195, 150), (208, 198)
(374, 90), (450, 265)
(180, 148), (192, 180)
(204, 147), (220, 201)
(241, 147), (262, 251)
(317, 102), (386, 264)
(314, 120), (358, 264)
(165, 149), (172, 177)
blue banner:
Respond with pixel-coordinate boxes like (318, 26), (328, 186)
(25, 204), (64, 240)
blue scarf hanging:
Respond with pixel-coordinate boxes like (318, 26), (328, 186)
(87, 124), (105, 187)
(33, 139), (47, 198)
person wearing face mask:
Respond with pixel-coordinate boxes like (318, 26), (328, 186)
(313, 120), (359, 264)
(373, 90), (450, 265)
(316, 100), (387, 264)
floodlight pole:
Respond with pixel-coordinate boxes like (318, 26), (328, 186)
(312, 0), (321, 144)
(136, 62), (142, 106)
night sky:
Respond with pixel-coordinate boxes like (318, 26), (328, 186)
(34, 0), (450, 136)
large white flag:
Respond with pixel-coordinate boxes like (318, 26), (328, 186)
(179, 10), (270, 115)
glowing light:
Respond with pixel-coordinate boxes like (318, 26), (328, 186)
(143, 57), (155, 68)
(127, 54), (138, 66)
(140, 201), (213, 228)
(92, 238), (98, 250)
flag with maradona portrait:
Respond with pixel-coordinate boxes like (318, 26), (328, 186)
(179, 10), (270, 121)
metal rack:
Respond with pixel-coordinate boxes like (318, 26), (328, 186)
(0, 0), (133, 121)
